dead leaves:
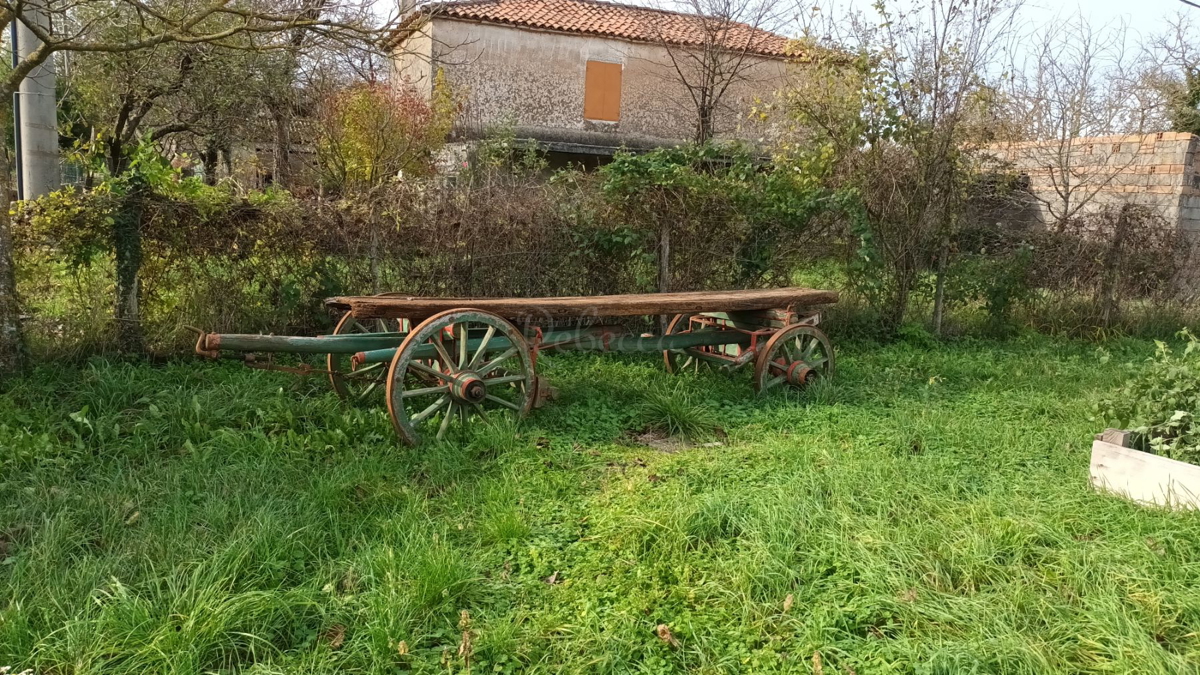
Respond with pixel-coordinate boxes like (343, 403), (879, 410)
(655, 623), (681, 648)
(634, 430), (689, 454)
(458, 610), (473, 664)
(320, 624), (345, 650)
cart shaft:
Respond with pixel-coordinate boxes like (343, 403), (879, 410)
(352, 328), (754, 365)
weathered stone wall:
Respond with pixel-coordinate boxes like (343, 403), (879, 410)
(392, 18), (789, 147)
(988, 132), (1200, 231)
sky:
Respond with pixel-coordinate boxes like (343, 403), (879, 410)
(982, 0), (1184, 40)
(1022, 0), (1191, 39)
(815, 0), (1191, 40)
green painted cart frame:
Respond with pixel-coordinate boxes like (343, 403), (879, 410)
(195, 288), (838, 446)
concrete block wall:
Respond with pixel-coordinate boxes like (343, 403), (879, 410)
(987, 132), (1200, 232)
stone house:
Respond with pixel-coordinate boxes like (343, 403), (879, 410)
(986, 132), (1200, 232)
(385, 0), (793, 166)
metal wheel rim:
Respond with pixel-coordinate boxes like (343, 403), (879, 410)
(327, 314), (403, 402)
(753, 324), (834, 394)
(662, 313), (697, 374)
(663, 313), (748, 375)
(386, 309), (535, 446)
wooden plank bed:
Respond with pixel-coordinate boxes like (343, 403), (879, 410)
(325, 287), (838, 321)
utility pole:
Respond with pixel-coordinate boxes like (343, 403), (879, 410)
(12, 3), (60, 200)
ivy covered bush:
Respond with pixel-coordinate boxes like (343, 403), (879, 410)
(1096, 330), (1200, 464)
(13, 145), (316, 354)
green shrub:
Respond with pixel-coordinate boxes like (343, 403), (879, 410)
(13, 140), (1200, 358)
(1096, 330), (1200, 464)
(600, 143), (842, 290)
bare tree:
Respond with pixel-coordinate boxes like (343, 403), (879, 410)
(995, 16), (1149, 230)
(651, 0), (787, 144)
(630, 0), (786, 310)
(0, 0), (386, 370)
(1143, 13), (1200, 136)
(783, 0), (1023, 334)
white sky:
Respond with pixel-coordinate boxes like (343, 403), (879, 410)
(1022, 0), (1190, 38)
(835, 0), (1192, 40)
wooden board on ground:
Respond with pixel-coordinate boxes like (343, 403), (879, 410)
(326, 287), (839, 322)
(1090, 439), (1200, 510)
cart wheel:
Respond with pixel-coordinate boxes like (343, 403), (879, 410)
(753, 324), (834, 395)
(663, 313), (747, 375)
(327, 314), (406, 402)
(663, 313), (699, 374)
(386, 309), (535, 446)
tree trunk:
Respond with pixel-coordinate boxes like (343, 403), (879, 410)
(695, 102), (714, 144)
(0, 112), (25, 376)
(932, 240), (948, 336)
(113, 187), (145, 352)
(883, 257), (915, 337)
(657, 219), (671, 332)
(201, 143), (219, 186)
(886, 289), (910, 336)
(272, 106), (292, 188)
(1096, 204), (1132, 328)
(106, 138), (127, 176)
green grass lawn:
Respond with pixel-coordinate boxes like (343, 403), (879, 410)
(3, 336), (1199, 674)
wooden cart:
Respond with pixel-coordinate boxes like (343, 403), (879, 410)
(195, 287), (838, 445)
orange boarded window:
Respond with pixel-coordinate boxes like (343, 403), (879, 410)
(584, 61), (622, 122)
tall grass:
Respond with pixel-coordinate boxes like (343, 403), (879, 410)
(637, 383), (719, 440)
(3, 336), (1200, 672)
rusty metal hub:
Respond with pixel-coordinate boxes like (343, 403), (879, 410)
(786, 361), (814, 387)
(452, 374), (487, 404)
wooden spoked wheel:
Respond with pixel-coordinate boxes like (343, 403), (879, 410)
(753, 324), (834, 394)
(663, 313), (748, 374)
(663, 313), (701, 374)
(327, 314), (405, 402)
(386, 309), (535, 446)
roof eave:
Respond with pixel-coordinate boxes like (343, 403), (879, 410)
(381, 9), (436, 51)
(387, 13), (792, 59)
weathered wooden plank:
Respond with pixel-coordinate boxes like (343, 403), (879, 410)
(1090, 439), (1200, 510)
(326, 287), (839, 321)
(1094, 428), (1132, 447)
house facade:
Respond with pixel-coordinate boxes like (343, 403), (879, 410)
(386, 0), (792, 162)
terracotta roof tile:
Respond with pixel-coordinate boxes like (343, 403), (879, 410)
(387, 0), (792, 57)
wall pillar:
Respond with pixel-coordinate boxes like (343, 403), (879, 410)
(14, 4), (60, 200)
